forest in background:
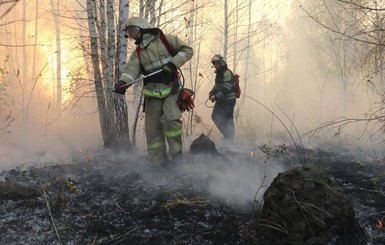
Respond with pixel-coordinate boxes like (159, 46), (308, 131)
(1, 0), (385, 168)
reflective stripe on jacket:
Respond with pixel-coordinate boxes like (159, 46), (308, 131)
(210, 69), (236, 100)
(147, 140), (165, 150)
(164, 128), (182, 137)
(143, 83), (172, 99)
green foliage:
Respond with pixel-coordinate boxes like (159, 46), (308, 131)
(62, 69), (87, 109)
(369, 172), (385, 186)
(369, 177), (380, 185)
(353, 160), (367, 168)
(65, 70), (83, 96)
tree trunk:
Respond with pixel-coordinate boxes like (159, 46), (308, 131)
(223, 0), (229, 59)
(32, 0), (38, 89)
(131, 84), (143, 147)
(145, 0), (156, 22)
(105, 0), (130, 150)
(234, 0), (252, 120)
(184, 0), (196, 137)
(86, 0), (131, 150)
(22, 0), (27, 119)
(0, 180), (39, 200)
(131, 4), (146, 147)
(114, 0), (131, 150)
(86, 0), (110, 146)
(50, 0), (62, 109)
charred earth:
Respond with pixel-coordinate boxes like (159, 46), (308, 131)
(1, 141), (385, 244)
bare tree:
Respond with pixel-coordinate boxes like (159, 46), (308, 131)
(214, 0), (263, 120)
(0, 56), (13, 138)
(50, 0), (62, 109)
(87, 0), (131, 149)
(294, 0), (385, 148)
(0, 0), (20, 19)
(21, 0), (27, 119)
(113, 0), (131, 149)
(301, 0), (385, 82)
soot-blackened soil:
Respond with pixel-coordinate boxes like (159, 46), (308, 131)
(1, 146), (385, 244)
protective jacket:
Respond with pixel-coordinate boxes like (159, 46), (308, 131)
(118, 17), (193, 165)
(119, 33), (193, 98)
(210, 66), (236, 101)
(209, 56), (236, 140)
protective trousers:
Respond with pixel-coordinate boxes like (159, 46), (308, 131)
(212, 98), (236, 140)
(145, 93), (183, 165)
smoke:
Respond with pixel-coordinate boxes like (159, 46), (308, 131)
(217, 2), (385, 159)
(0, 103), (102, 172)
(1, 0), (384, 215)
(176, 143), (287, 209)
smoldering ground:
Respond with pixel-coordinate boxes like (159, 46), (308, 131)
(3, 142), (385, 244)
(0, 144), (288, 244)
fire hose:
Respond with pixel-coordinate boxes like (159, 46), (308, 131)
(205, 99), (214, 108)
(114, 69), (163, 92)
(113, 69), (195, 111)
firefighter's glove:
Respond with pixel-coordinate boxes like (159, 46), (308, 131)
(115, 80), (128, 95)
(178, 88), (195, 111)
(163, 62), (177, 73)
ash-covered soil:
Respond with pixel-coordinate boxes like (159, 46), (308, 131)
(1, 145), (385, 244)
(305, 149), (385, 244)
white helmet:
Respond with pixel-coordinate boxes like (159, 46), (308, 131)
(125, 17), (154, 30)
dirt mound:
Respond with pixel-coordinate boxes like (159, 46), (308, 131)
(190, 133), (217, 155)
(252, 165), (367, 244)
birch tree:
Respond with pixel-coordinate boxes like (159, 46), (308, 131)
(85, 0), (199, 149)
(114, 0), (131, 149)
(86, 0), (131, 150)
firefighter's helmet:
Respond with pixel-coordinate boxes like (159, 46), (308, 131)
(211, 54), (227, 67)
(125, 17), (154, 30)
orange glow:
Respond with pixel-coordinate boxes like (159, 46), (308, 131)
(38, 35), (84, 104)
(376, 220), (382, 229)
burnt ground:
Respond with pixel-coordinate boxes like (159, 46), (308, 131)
(1, 144), (385, 245)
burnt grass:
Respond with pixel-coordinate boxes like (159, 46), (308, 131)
(1, 146), (385, 244)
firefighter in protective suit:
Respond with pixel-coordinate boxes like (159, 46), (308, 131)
(209, 54), (236, 140)
(115, 17), (193, 165)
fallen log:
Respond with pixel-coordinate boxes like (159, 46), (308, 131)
(0, 180), (40, 200)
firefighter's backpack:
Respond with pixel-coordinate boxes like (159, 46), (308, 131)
(234, 74), (241, 98)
